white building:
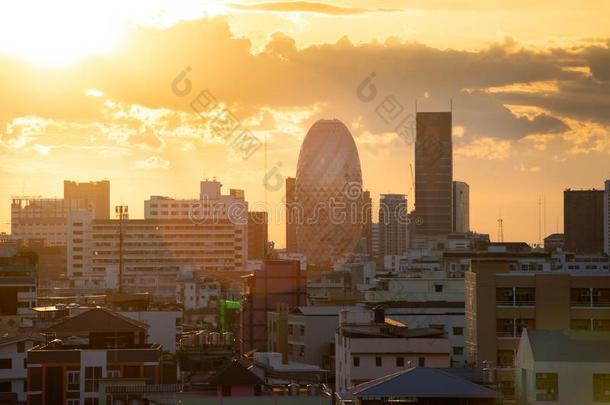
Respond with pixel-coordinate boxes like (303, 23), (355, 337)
(11, 197), (93, 246)
(335, 309), (450, 393)
(120, 310), (182, 353)
(176, 277), (222, 311)
(604, 180), (610, 256)
(364, 270), (464, 303)
(66, 180), (248, 298)
(516, 329), (610, 404)
(0, 335), (41, 403)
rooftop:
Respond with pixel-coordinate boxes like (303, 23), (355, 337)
(346, 367), (501, 399)
(524, 329), (610, 363)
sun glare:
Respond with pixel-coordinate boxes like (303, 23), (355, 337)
(0, 0), (228, 67)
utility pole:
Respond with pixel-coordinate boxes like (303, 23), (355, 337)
(115, 205), (128, 294)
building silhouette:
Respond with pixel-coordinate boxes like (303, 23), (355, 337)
(564, 188), (604, 254)
(414, 112), (453, 238)
(452, 181), (470, 233)
(64, 180), (110, 220)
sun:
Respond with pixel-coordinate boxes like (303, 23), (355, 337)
(0, 0), (228, 68)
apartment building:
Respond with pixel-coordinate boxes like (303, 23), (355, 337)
(335, 309), (450, 393)
(26, 307), (163, 405)
(465, 258), (610, 400)
(0, 335), (41, 404)
(0, 250), (37, 332)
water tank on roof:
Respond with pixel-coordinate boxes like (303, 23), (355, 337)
(209, 332), (220, 345)
(222, 332), (234, 346)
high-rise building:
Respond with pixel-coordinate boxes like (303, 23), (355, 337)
(564, 189), (604, 254)
(605, 180), (610, 256)
(248, 211), (268, 260)
(361, 190), (373, 257)
(452, 181), (470, 233)
(285, 177), (298, 253)
(64, 180), (110, 219)
(295, 119), (364, 266)
(414, 112), (453, 237)
(378, 194), (408, 256)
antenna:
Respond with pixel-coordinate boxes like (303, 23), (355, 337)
(497, 210), (504, 243)
(537, 196), (542, 246)
(450, 98), (453, 112)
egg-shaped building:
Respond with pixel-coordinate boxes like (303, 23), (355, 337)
(295, 119), (364, 266)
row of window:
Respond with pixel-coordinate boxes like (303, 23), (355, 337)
(535, 372), (610, 402)
(353, 356), (427, 367)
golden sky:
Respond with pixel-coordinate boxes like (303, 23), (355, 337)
(1, 0), (610, 246)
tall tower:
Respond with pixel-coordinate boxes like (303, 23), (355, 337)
(452, 181), (470, 233)
(295, 119), (363, 266)
(285, 177), (298, 253)
(379, 194), (408, 256)
(564, 188), (604, 254)
(604, 180), (610, 256)
(414, 112), (453, 237)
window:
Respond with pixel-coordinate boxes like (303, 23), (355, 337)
(353, 357), (360, 367)
(0, 358), (11, 369)
(434, 284), (443, 293)
(535, 373), (558, 401)
(17, 341), (25, 353)
(396, 357), (404, 367)
(452, 327), (464, 336)
(67, 400), (80, 405)
(375, 357), (382, 367)
(452, 346), (464, 356)
(418, 357), (425, 367)
(67, 370), (80, 391)
(570, 319), (591, 330)
(0, 382), (11, 392)
(85, 366), (102, 392)
(594, 374), (610, 402)
(299, 325), (305, 337)
(84, 399), (99, 405)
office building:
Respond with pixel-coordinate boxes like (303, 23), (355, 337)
(414, 111), (453, 237)
(378, 194), (408, 256)
(295, 119), (364, 265)
(240, 260), (307, 353)
(64, 180), (110, 220)
(285, 177), (298, 253)
(247, 211), (268, 260)
(452, 181), (470, 233)
(564, 188), (604, 254)
(67, 180), (248, 297)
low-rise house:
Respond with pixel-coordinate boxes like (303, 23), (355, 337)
(515, 329), (610, 404)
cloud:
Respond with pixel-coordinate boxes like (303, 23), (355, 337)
(454, 137), (512, 160)
(228, 1), (401, 15)
(132, 156), (170, 170)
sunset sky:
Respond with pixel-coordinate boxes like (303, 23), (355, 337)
(1, 0), (610, 246)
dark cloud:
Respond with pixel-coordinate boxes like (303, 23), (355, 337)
(0, 17), (607, 142)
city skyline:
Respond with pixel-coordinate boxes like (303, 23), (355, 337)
(2, 2), (610, 247)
